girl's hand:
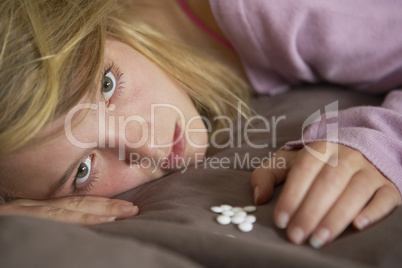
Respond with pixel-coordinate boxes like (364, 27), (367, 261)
(0, 196), (139, 226)
(251, 142), (401, 248)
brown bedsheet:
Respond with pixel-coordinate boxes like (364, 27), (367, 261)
(1, 86), (401, 268)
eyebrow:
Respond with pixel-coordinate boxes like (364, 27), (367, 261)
(48, 149), (93, 198)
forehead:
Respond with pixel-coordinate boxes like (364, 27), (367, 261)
(0, 101), (99, 199)
(0, 137), (71, 198)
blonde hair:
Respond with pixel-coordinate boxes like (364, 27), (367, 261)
(0, 0), (251, 200)
(0, 0), (109, 159)
(105, 14), (252, 133)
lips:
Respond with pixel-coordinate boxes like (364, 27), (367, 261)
(161, 123), (186, 171)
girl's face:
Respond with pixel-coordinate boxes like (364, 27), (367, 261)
(2, 39), (208, 199)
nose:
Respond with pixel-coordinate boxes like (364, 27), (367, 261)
(104, 114), (168, 162)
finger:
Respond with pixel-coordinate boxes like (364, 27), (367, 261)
(353, 183), (401, 231)
(308, 170), (379, 248)
(285, 157), (358, 244)
(274, 143), (328, 230)
(15, 195), (130, 207)
(250, 150), (294, 205)
(13, 205), (118, 226)
(12, 196), (139, 219)
(54, 196), (139, 218)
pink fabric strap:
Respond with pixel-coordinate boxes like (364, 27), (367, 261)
(177, 0), (234, 51)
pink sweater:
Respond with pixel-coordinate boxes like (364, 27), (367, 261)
(210, 0), (402, 194)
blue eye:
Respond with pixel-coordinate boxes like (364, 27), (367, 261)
(74, 157), (92, 186)
(102, 72), (116, 102)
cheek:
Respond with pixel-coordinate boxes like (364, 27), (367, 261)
(185, 119), (209, 159)
(95, 173), (134, 197)
(91, 157), (164, 197)
(92, 169), (137, 197)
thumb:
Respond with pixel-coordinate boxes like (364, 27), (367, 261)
(250, 150), (295, 205)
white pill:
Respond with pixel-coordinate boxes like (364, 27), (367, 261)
(220, 205), (232, 211)
(234, 211), (247, 218)
(238, 222), (253, 232)
(245, 215), (256, 223)
(231, 207), (243, 213)
(222, 210), (234, 217)
(231, 215), (246, 225)
(210, 206), (223, 213)
(243, 206), (257, 213)
(217, 215), (231, 225)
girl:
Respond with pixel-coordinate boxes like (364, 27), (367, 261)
(0, 0), (401, 249)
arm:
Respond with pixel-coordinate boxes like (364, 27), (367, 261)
(214, 0), (402, 247)
(284, 90), (402, 193)
(0, 196), (139, 225)
(212, 0), (402, 94)
(251, 90), (402, 248)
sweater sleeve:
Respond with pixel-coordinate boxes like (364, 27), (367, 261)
(283, 90), (402, 194)
(211, 0), (402, 193)
(210, 0), (402, 95)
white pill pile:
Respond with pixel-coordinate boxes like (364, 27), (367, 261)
(210, 204), (257, 232)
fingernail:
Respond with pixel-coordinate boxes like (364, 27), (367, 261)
(290, 227), (304, 244)
(99, 216), (116, 223)
(355, 217), (370, 230)
(121, 203), (138, 214)
(276, 212), (289, 229)
(309, 228), (330, 249)
(253, 186), (260, 204)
